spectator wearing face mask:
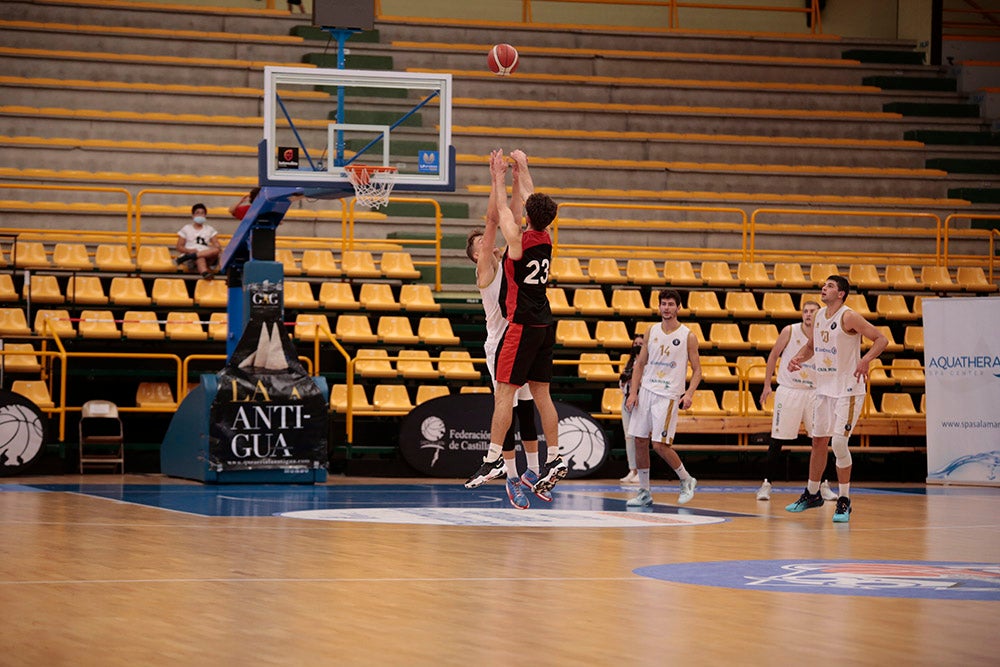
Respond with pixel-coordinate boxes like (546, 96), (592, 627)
(176, 203), (222, 279)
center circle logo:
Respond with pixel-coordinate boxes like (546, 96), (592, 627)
(420, 416), (446, 441)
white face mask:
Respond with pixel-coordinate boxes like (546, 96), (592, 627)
(193, 215), (207, 224)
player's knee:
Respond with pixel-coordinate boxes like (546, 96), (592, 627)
(832, 435), (852, 468)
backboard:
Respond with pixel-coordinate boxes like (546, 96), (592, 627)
(261, 66), (454, 195)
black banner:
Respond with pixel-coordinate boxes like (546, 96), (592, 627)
(209, 279), (327, 472)
(399, 394), (608, 478)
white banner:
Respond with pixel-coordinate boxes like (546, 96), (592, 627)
(924, 296), (1000, 485)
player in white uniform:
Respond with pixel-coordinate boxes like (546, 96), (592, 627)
(624, 289), (702, 507)
(756, 301), (836, 502)
(786, 275), (887, 522)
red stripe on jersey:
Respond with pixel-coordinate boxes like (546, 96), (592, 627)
(495, 322), (524, 383)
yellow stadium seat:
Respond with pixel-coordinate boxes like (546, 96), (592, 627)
(136, 382), (176, 408)
(577, 353), (619, 382)
(955, 266), (997, 293)
(109, 277), (151, 307)
(709, 323), (751, 351)
(573, 288), (614, 316)
(725, 291), (764, 319)
(78, 310), (119, 339)
(903, 326), (923, 352)
(355, 349), (396, 379)
(373, 384), (413, 412)
(546, 287), (576, 316)
(867, 358), (893, 386)
(94, 244), (135, 272)
(862, 326), (903, 353)
(549, 256), (588, 284)
(594, 320), (632, 348)
(885, 264), (919, 289)
(736, 355), (768, 383)
(0, 274), (17, 303)
(0, 308), (32, 336)
(809, 263), (839, 287)
(773, 262), (811, 288)
(747, 323), (779, 351)
(380, 252), (421, 280)
(24, 274), (64, 304)
(762, 292), (797, 318)
(798, 293), (822, 312)
(335, 314), (378, 343)
(122, 310), (164, 340)
(136, 245), (176, 273)
(701, 355), (736, 383)
(275, 248), (301, 276)
(610, 289), (649, 317)
(681, 389), (726, 416)
(439, 350), (480, 381)
(417, 317), (459, 345)
(700, 261), (740, 287)
(662, 260), (701, 286)
(881, 392), (918, 416)
(194, 279), (227, 308)
(284, 281), (319, 309)
(890, 358), (925, 387)
(341, 250), (381, 279)
(416, 385), (450, 404)
(601, 387), (624, 414)
(66, 276), (108, 305)
(165, 311), (207, 341)
(683, 321), (710, 350)
(34, 309), (74, 338)
(52, 243), (93, 270)
(293, 314), (331, 342)
(459, 385), (492, 394)
(319, 282), (360, 310)
(377, 316), (419, 345)
(11, 380), (54, 408)
(844, 294), (876, 320)
(721, 389), (760, 415)
(14, 241), (49, 269)
(920, 394), (926, 413)
(330, 383), (373, 413)
(359, 283), (399, 311)
(555, 320), (597, 348)
(736, 261), (775, 288)
(207, 312), (228, 341)
(848, 263), (884, 290)
(399, 284), (440, 312)
(625, 259), (661, 285)
(301, 250), (341, 277)
(912, 295), (935, 318)
(3, 343), (42, 373)
(397, 350), (439, 379)
(876, 294), (917, 321)
(586, 258), (626, 284)
(919, 265), (959, 291)
(685, 291), (727, 319)
(151, 278), (193, 307)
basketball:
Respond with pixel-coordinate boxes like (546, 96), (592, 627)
(487, 43), (519, 76)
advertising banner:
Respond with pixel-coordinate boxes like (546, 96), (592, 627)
(924, 296), (1000, 485)
(399, 394), (608, 478)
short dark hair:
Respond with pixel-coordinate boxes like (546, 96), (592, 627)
(465, 228), (483, 263)
(658, 288), (682, 307)
(524, 193), (557, 231)
(191, 203), (207, 215)
(826, 275), (850, 298)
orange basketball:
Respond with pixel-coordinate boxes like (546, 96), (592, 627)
(487, 43), (519, 76)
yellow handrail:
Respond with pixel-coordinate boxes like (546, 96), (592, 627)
(942, 214), (1000, 282)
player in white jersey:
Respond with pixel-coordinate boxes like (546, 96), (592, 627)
(755, 301), (836, 502)
(786, 275), (887, 522)
(624, 289), (702, 507)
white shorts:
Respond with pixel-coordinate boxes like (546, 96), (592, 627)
(771, 385), (815, 440)
(812, 394), (863, 438)
(486, 341), (532, 403)
(626, 388), (680, 445)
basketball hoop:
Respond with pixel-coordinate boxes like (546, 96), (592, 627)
(345, 164), (398, 209)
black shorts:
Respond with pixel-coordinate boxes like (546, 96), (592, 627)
(494, 323), (554, 387)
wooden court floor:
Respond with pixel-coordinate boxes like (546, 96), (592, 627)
(1, 474), (997, 666)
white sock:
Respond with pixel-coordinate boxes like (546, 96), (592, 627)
(839, 483), (850, 499)
(504, 457), (518, 480)
(638, 469), (650, 489)
(485, 443), (502, 462)
(546, 448), (560, 464)
(807, 479), (820, 495)
(526, 451), (539, 473)
(674, 464), (691, 481)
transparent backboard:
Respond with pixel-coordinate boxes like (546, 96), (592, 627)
(262, 66), (453, 192)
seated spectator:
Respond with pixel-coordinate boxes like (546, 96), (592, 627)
(176, 203), (222, 279)
(229, 187), (261, 221)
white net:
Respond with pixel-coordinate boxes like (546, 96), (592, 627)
(345, 166), (397, 209)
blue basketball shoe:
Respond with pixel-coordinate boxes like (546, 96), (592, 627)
(506, 478), (529, 510)
(520, 469), (553, 502)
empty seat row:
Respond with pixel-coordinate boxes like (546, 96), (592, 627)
(6, 379), (177, 410)
(330, 383), (492, 414)
(353, 349), (481, 380)
(549, 257), (997, 293)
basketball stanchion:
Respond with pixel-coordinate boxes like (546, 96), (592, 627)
(345, 164), (398, 209)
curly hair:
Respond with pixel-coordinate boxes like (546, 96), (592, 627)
(524, 193), (557, 231)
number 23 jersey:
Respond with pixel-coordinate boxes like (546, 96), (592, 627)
(499, 228), (553, 326)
